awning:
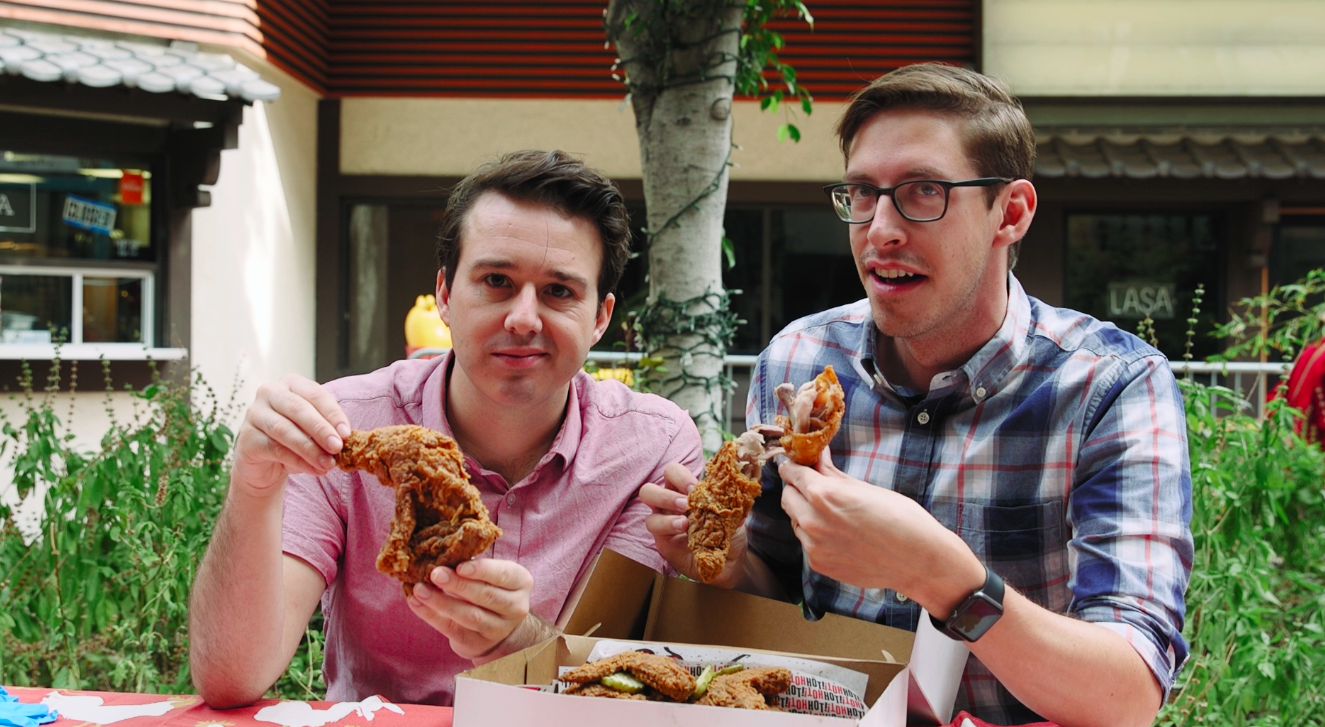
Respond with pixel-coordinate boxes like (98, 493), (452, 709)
(1035, 130), (1325, 179)
(0, 25), (280, 103)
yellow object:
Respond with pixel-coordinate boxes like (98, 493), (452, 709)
(405, 294), (452, 349)
(590, 367), (635, 387)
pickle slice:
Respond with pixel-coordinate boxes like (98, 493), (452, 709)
(600, 671), (646, 694)
(690, 666), (716, 700)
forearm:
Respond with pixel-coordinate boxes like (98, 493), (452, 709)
(189, 483), (294, 707)
(970, 589), (1162, 727)
(474, 612), (560, 665)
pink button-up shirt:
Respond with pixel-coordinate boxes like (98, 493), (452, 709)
(282, 354), (703, 706)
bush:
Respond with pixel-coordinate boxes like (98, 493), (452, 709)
(1160, 381), (1325, 727)
(0, 359), (323, 699)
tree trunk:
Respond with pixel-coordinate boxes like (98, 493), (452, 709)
(607, 0), (742, 452)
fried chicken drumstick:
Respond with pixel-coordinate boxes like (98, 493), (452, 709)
(336, 425), (502, 596)
(774, 365), (846, 466)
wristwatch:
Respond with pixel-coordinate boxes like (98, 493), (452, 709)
(929, 564), (1004, 642)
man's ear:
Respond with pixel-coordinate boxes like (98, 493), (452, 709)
(436, 269), (450, 326)
(993, 179), (1037, 252)
(592, 293), (616, 345)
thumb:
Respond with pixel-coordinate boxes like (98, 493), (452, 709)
(817, 446), (845, 476)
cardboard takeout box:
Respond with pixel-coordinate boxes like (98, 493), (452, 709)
(454, 549), (969, 726)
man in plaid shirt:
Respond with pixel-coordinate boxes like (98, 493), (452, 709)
(642, 64), (1192, 726)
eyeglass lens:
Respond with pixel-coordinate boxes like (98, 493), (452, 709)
(831, 182), (948, 223)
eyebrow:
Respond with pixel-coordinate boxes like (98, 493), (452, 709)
(469, 257), (591, 290)
(843, 166), (952, 184)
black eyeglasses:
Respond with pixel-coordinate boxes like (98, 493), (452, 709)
(823, 178), (1014, 224)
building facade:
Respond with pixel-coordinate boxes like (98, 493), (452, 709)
(1, 0), (1322, 450)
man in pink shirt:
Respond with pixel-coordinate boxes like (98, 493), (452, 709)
(188, 150), (703, 707)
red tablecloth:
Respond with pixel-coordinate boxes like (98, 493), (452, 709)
(2, 686), (452, 727)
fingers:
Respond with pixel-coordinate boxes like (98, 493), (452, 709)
(448, 560), (533, 594)
(238, 376), (350, 478)
(661, 463), (699, 495)
(639, 482), (688, 515)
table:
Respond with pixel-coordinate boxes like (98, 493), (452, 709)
(1, 686), (452, 727)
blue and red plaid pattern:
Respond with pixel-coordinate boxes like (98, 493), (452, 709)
(746, 275), (1193, 724)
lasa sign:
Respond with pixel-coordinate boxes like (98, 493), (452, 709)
(1108, 282), (1176, 320)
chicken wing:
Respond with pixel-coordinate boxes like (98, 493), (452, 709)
(696, 666), (792, 710)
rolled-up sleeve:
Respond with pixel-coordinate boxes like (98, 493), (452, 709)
(1069, 354), (1194, 697)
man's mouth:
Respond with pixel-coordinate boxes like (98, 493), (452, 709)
(492, 349), (548, 367)
(869, 268), (926, 287)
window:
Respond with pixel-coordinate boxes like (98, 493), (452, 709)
(1065, 213), (1223, 360)
(0, 150), (158, 351)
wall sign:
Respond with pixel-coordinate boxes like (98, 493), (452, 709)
(1108, 282), (1176, 319)
(0, 182), (36, 233)
(62, 195), (118, 235)
(120, 171), (144, 205)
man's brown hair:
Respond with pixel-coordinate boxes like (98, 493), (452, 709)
(436, 149), (631, 303)
(835, 63), (1036, 269)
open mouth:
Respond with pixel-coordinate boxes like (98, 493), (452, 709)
(870, 269), (926, 287)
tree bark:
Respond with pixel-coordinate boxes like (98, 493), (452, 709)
(607, 0), (743, 452)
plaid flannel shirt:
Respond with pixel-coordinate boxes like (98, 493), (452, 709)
(746, 275), (1193, 724)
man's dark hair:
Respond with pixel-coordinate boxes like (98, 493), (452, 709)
(436, 149), (631, 303)
(835, 63), (1036, 269)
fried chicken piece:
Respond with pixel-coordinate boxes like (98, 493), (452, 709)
(559, 651), (696, 702)
(774, 366), (846, 466)
(685, 434), (767, 584)
(696, 666), (792, 710)
(561, 683), (648, 700)
(336, 425), (502, 596)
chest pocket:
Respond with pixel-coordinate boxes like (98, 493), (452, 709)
(957, 500), (1069, 611)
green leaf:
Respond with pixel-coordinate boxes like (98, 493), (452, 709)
(777, 123), (801, 143)
(721, 236), (736, 269)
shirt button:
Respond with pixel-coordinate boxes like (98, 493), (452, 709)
(916, 411), (930, 425)
(895, 592), (909, 603)
(505, 492), (516, 506)
(975, 386), (987, 399)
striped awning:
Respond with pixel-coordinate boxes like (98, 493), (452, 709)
(1035, 130), (1325, 179)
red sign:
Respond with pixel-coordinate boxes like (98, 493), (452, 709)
(120, 171), (144, 205)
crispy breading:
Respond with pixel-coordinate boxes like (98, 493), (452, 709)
(559, 652), (696, 702)
(336, 425), (502, 596)
(686, 440), (763, 583)
(696, 666), (792, 710)
(561, 683), (649, 700)
(774, 366), (845, 466)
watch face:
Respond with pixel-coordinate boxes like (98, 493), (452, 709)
(952, 594), (1003, 641)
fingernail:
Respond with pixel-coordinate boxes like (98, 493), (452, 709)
(327, 435), (342, 452)
(458, 562), (474, 577)
(337, 423), (352, 439)
(675, 496), (688, 510)
(414, 583), (432, 600)
(674, 516), (688, 532)
(320, 455), (335, 470)
(433, 568), (450, 585)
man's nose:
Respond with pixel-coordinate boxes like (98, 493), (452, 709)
(505, 284), (543, 335)
(864, 193), (906, 247)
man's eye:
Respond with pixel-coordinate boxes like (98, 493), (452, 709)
(913, 182), (943, 197)
(849, 185), (874, 201)
(483, 273), (509, 287)
(547, 284), (573, 299)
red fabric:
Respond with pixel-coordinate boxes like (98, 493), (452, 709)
(1282, 338), (1325, 445)
(1, 687), (452, 727)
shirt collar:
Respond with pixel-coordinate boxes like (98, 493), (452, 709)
(854, 273), (1032, 401)
(421, 351), (580, 483)
(959, 273), (1032, 402)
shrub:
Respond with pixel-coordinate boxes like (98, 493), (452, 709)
(0, 359), (323, 699)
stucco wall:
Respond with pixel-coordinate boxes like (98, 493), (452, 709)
(190, 56), (320, 412)
(339, 97), (849, 182)
(985, 0), (1325, 96)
